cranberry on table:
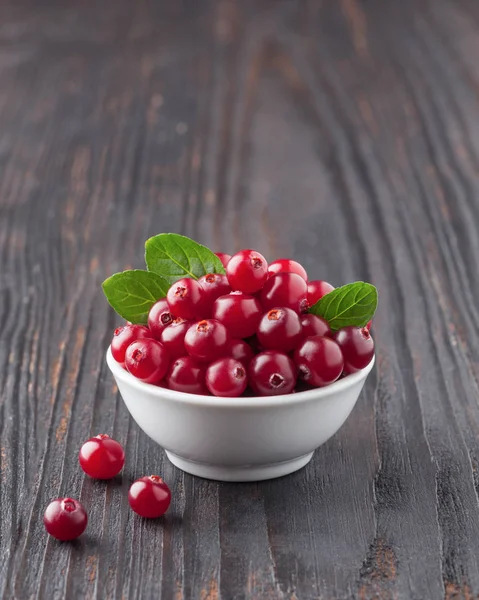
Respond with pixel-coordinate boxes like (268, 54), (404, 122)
(125, 338), (170, 384)
(160, 317), (191, 360)
(206, 357), (248, 397)
(148, 299), (174, 339)
(166, 278), (204, 320)
(79, 434), (125, 479)
(43, 498), (88, 541)
(198, 273), (231, 317)
(225, 338), (254, 367)
(167, 356), (209, 395)
(212, 292), (262, 338)
(128, 475), (171, 518)
(226, 249), (269, 294)
(184, 319), (230, 362)
(300, 314), (331, 338)
(307, 280), (335, 306)
(248, 351), (297, 396)
(333, 326), (374, 372)
(267, 259), (308, 282)
(111, 324), (152, 365)
(215, 252), (232, 268)
(294, 335), (344, 387)
(257, 307), (303, 352)
(260, 272), (308, 314)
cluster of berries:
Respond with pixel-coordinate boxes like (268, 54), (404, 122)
(111, 250), (374, 397)
(43, 435), (170, 541)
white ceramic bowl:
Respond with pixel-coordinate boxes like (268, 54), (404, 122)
(107, 348), (375, 482)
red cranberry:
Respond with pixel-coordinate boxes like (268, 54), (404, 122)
(79, 434), (125, 479)
(198, 273), (231, 317)
(167, 356), (208, 395)
(226, 249), (269, 294)
(184, 319), (230, 362)
(43, 498), (88, 541)
(257, 307), (303, 352)
(206, 358), (248, 397)
(128, 475), (171, 518)
(307, 280), (335, 306)
(125, 338), (170, 384)
(215, 252), (232, 268)
(268, 259), (308, 282)
(225, 339), (254, 367)
(166, 278), (204, 320)
(260, 272), (308, 314)
(160, 318), (192, 360)
(333, 326), (374, 372)
(148, 299), (174, 339)
(111, 324), (152, 365)
(300, 314), (331, 338)
(212, 292), (262, 338)
(248, 351), (297, 396)
(294, 336), (343, 387)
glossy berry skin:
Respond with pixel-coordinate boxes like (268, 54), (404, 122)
(79, 434), (125, 479)
(260, 272), (308, 314)
(366, 320), (373, 330)
(128, 475), (171, 518)
(226, 249), (269, 294)
(148, 299), (175, 339)
(333, 326), (374, 372)
(125, 339), (170, 384)
(294, 335), (344, 387)
(300, 314), (331, 339)
(212, 292), (262, 338)
(248, 351), (297, 396)
(111, 324), (152, 365)
(206, 358), (248, 397)
(166, 278), (204, 320)
(160, 318), (192, 360)
(185, 319), (230, 362)
(225, 338), (254, 367)
(167, 356), (208, 395)
(43, 498), (88, 541)
(257, 307), (302, 352)
(268, 259), (308, 282)
(198, 273), (231, 317)
(215, 252), (232, 268)
(307, 280), (335, 307)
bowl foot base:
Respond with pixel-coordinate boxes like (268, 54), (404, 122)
(165, 451), (314, 482)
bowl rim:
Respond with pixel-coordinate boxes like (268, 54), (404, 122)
(106, 346), (375, 408)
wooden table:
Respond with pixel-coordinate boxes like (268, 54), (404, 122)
(2, 1), (479, 598)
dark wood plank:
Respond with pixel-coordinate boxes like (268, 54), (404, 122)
(2, 0), (479, 598)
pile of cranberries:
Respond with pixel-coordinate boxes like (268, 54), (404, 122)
(43, 434), (171, 541)
(111, 250), (375, 397)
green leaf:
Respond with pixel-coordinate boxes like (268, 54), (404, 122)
(145, 233), (225, 284)
(309, 281), (378, 330)
(102, 270), (169, 324)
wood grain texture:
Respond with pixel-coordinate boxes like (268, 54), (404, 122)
(1, 0), (479, 598)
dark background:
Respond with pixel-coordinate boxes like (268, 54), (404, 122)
(2, 0), (479, 598)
